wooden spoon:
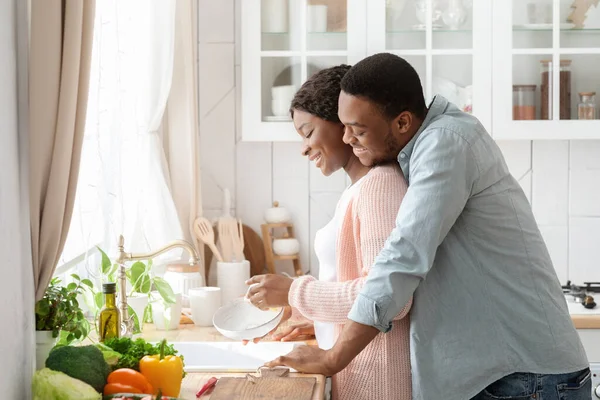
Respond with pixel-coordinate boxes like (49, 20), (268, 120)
(193, 217), (223, 262)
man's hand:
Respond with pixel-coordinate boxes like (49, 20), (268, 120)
(264, 346), (340, 376)
(246, 274), (293, 310)
(264, 320), (380, 376)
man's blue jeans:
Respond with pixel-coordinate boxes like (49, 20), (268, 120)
(471, 368), (591, 400)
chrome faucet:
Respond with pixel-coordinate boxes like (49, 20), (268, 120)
(115, 234), (201, 337)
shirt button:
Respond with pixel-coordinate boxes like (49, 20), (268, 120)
(400, 153), (406, 159)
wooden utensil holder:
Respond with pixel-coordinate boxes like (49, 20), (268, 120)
(261, 222), (303, 276)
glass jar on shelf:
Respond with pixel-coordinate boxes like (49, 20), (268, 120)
(578, 92), (597, 120)
(540, 59), (571, 120)
(513, 85), (536, 120)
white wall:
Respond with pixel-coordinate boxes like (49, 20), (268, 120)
(0, 0), (34, 397)
(199, 1), (600, 284)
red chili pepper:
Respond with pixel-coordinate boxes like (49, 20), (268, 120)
(196, 377), (218, 398)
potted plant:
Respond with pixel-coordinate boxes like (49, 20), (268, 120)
(34, 275), (91, 369)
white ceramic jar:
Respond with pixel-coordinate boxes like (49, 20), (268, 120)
(264, 201), (291, 223)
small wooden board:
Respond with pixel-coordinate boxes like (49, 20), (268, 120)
(210, 368), (316, 400)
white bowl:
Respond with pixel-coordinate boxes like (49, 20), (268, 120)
(213, 298), (284, 341)
(272, 238), (300, 256)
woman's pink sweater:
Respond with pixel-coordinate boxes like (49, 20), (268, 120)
(289, 165), (412, 400)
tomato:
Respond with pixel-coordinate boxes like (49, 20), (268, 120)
(107, 368), (153, 393)
(103, 382), (143, 395)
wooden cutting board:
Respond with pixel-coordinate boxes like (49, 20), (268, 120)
(204, 224), (266, 282)
(210, 368), (316, 400)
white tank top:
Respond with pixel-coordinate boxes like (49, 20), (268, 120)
(313, 174), (367, 350)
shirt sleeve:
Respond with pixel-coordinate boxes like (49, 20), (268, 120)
(348, 128), (480, 332)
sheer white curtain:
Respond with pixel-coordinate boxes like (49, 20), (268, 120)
(61, 0), (183, 268)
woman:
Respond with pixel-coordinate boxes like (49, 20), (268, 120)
(246, 65), (412, 400)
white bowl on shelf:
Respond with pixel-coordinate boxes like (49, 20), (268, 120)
(213, 298), (284, 341)
(272, 238), (300, 256)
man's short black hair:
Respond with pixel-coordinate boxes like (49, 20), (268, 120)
(290, 64), (352, 123)
(340, 53), (427, 120)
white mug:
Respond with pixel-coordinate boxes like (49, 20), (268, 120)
(150, 292), (182, 330)
(183, 287), (222, 327)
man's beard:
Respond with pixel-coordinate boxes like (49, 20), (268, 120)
(371, 129), (400, 167)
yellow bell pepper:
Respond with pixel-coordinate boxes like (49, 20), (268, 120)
(139, 339), (184, 397)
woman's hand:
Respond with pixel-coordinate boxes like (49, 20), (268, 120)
(242, 306), (293, 345)
(272, 321), (315, 342)
(245, 274), (294, 310)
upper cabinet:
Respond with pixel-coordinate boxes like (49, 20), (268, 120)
(492, 0), (600, 140)
(368, 0), (492, 134)
(241, 0), (367, 141)
(242, 0), (600, 141)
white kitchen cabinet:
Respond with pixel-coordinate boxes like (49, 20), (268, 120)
(492, 0), (600, 140)
(241, 0), (368, 141)
(367, 0), (493, 134)
(241, 0), (600, 142)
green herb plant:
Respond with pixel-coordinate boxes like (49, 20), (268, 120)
(35, 276), (92, 345)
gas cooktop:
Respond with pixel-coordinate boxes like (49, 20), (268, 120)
(563, 281), (598, 310)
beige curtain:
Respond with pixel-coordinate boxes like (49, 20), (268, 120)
(29, 0), (96, 300)
(163, 0), (204, 265)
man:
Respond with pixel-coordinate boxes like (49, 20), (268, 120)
(266, 53), (590, 400)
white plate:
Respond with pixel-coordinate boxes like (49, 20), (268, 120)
(264, 116), (292, 122)
(514, 23), (576, 30)
(213, 298), (284, 341)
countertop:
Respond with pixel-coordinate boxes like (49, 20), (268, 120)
(139, 322), (324, 400)
(568, 301), (600, 329)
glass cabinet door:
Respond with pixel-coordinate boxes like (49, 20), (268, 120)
(367, 0), (491, 132)
(242, 0), (367, 141)
(493, 0), (600, 140)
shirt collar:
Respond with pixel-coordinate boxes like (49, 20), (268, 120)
(398, 95), (449, 161)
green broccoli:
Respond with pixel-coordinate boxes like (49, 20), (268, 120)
(45, 345), (110, 392)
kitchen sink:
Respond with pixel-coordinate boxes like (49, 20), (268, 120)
(171, 341), (304, 372)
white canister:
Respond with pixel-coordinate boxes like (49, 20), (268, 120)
(184, 287), (222, 327)
(264, 201), (291, 223)
(217, 260), (251, 305)
(163, 264), (205, 307)
(307, 5), (328, 33)
(262, 0), (288, 33)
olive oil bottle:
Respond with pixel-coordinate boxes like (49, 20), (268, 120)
(98, 283), (120, 341)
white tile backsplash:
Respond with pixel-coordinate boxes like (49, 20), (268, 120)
(272, 143), (310, 274)
(570, 140), (600, 171)
(198, 0), (234, 44)
(569, 169), (600, 217)
(538, 225), (569, 284)
(532, 141), (569, 225)
(569, 218), (600, 284)
(198, 43), (235, 118)
(197, 3), (600, 285)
